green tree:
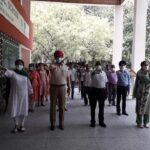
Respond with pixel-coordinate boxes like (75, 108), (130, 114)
(122, 0), (134, 63)
(31, 2), (113, 64)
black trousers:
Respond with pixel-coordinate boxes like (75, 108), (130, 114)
(71, 81), (75, 99)
(83, 87), (92, 105)
(90, 88), (106, 124)
(116, 85), (128, 113)
(108, 83), (117, 105)
(81, 81), (84, 99)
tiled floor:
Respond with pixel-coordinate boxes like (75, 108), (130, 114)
(0, 90), (150, 150)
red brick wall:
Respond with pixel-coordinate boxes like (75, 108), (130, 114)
(20, 47), (30, 67)
(22, 0), (31, 19)
(0, 0), (33, 49)
(120, 0), (125, 4)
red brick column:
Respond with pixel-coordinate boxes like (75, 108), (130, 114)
(20, 47), (31, 68)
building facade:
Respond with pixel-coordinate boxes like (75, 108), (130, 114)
(0, 0), (32, 68)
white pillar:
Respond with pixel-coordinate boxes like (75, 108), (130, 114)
(131, 0), (148, 72)
(112, 5), (123, 70)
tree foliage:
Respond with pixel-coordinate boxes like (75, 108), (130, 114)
(31, 0), (150, 64)
(31, 2), (113, 63)
(122, 0), (134, 63)
(123, 0), (150, 62)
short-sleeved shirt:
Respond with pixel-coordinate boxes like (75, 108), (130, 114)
(91, 70), (108, 88)
(50, 63), (69, 85)
(84, 71), (92, 87)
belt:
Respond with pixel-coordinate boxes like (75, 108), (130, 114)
(51, 84), (66, 87)
(93, 87), (106, 90)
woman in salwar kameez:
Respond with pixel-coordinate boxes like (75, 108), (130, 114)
(38, 63), (47, 106)
(28, 64), (40, 112)
(0, 59), (33, 133)
(133, 61), (150, 128)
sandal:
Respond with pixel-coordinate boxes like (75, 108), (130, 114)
(19, 126), (26, 132)
(11, 127), (18, 133)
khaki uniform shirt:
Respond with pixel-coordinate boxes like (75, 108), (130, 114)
(50, 63), (69, 85)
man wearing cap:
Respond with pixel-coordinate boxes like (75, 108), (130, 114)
(49, 50), (70, 130)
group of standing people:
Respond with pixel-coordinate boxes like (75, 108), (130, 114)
(78, 60), (130, 128)
(28, 62), (50, 112)
(67, 59), (150, 129)
(0, 50), (71, 132)
(0, 50), (150, 133)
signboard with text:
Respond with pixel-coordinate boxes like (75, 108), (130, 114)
(0, 0), (29, 38)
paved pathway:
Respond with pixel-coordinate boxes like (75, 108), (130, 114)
(0, 90), (150, 150)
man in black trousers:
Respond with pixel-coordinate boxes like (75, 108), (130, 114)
(116, 60), (130, 116)
(90, 62), (108, 128)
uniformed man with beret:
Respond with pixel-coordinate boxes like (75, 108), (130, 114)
(49, 50), (70, 130)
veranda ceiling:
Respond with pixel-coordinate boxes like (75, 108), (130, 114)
(32, 0), (125, 5)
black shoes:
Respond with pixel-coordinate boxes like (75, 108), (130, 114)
(122, 112), (129, 116)
(99, 122), (107, 128)
(117, 112), (129, 116)
(90, 122), (107, 128)
(50, 126), (55, 131)
(90, 123), (95, 127)
(41, 103), (45, 107)
(117, 112), (121, 116)
(59, 125), (64, 130)
(50, 125), (64, 130)
(28, 109), (34, 112)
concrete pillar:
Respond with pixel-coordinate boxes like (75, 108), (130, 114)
(112, 5), (123, 70)
(131, 0), (148, 72)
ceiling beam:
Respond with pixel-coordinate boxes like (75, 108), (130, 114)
(32, 0), (121, 5)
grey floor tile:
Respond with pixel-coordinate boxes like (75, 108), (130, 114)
(0, 88), (150, 150)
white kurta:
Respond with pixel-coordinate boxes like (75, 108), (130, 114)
(5, 70), (33, 118)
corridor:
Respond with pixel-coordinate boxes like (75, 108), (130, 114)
(0, 91), (150, 150)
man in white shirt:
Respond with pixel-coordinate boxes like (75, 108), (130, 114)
(90, 61), (108, 128)
(69, 64), (77, 100)
(83, 64), (92, 106)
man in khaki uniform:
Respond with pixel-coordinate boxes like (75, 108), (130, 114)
(50, 50), (70, 130)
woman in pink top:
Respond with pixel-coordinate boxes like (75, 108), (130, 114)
(107, 65), (118, 106)
(38, 63), (47, 106)
(44, 64), (50, 101)
(28, 64), (41, 111)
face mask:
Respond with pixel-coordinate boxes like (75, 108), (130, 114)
(112, 68), (115, 71)
(143, 65), (148, 70)
(29, 67), (34, 70)
(16, 65), (23, 70)
(96, 65), (102, 70)
(56, 58), (63, 63)
(120, 66), (126, 71)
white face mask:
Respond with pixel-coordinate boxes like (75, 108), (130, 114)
(120, 66), (126, 71)
(29, 67), (34, 70)
(56, 58), (63, 63)
(16, 65), (23, 70)
(97, 65), (102, 70)
(142, 65), (148, 71)
(112, 68), (115, 71)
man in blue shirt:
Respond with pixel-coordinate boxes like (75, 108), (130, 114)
(116, 60), (130, 116)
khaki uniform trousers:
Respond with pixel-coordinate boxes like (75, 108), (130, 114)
(50, 85), (67, 127)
